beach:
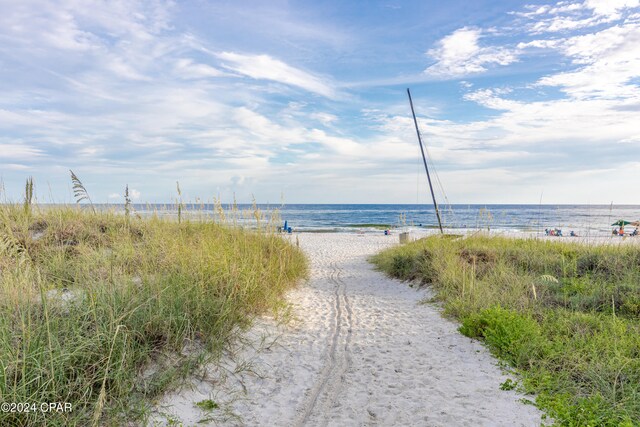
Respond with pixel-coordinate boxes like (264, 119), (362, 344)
(151, 232), (545, 426)
(5, 0), (640, 424)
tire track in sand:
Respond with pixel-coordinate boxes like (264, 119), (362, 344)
(294, 260), (353, 426)
(149, 234), (545, 427)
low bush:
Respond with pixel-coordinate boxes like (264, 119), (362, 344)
(460, 306), (544, 367)
(371, 235), (640, 425)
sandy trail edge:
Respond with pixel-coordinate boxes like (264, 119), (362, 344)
(149, 233), (545, 426)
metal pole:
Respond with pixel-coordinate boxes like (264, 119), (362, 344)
(407, 88), (444, 234)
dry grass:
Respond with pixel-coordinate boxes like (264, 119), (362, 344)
(0, 202), (307, 426)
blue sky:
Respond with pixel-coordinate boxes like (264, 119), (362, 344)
(1, 0), (639, 204)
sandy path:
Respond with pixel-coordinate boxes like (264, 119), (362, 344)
(151, 233), (545, 426)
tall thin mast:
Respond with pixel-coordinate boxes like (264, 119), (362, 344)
(407, 88), (444, 234)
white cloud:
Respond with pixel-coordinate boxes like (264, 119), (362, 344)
(522, 23), (640, 100)
(517, 3), (585, 18)
(130, 188), (141, 200)
(463, 89), (521, 110)
(620, 135), (640, 143)
(307, 129), (361, 156)
(459, 95), (638, 147)
(424, 28), (517, 78)
(0, 0), (174, 71)
(174, 58), (226, 79)
(0, 143), (43, 160)
(518, 0), (640, 33)
(104, 56), (150, 81)
(310, 112), (338, 125)
(1, 0), (638, 204)
(354, 101), (638, 205)
(0, 163), (31, 171)
(108, 188), (140, 201)
(530, 15), (601, 33)
(217, 52), (336, 98)
(232, 107), (306, 146)
(585, 0), (640, 19)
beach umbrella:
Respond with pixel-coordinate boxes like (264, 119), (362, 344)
(611, 220), (632, 226)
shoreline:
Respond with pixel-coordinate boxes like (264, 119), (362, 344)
(289, 228), (640, 247)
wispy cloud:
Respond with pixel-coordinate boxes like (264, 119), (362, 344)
(0, 143), (44, 160)
(1, 0), (639, 204)
(424, 27), (518, 78)
(174, 58), (227, 79)
(519, 17), (640, 100)
(516, 0), (640, 33)
(217, 52), (336, 98)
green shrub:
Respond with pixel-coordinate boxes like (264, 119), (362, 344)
(372, 235), (640, 425)
(390, 253), (415, 280)
(460, 306), (544, 367)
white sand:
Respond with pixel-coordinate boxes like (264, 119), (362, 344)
(149, 232), (545, 426)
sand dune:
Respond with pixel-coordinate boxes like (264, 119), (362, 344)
(150, 233), (545, 426)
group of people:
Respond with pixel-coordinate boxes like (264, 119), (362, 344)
(546, 226), (640, 238)
(544, 228), (564, 237)
(544, 229), (580, 237)
(613, 227), (639, 236)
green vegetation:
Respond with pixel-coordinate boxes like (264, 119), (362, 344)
(0, 200), (306, 425)
(195, 399), (219, 411)
(371, 235), (640, 426)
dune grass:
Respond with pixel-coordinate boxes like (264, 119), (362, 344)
(0, 203), (307, 426)
(371, 235), (640, 426)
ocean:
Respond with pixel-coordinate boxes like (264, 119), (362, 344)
(125, 203), (640, 236)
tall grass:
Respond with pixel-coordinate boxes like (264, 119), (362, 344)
(371, 235), (640, 426)
(0, 201), (306, 426)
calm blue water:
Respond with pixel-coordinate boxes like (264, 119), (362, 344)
(124, 204), (640, 234)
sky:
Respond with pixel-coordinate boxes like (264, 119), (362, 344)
(1, 0), (639, 205)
